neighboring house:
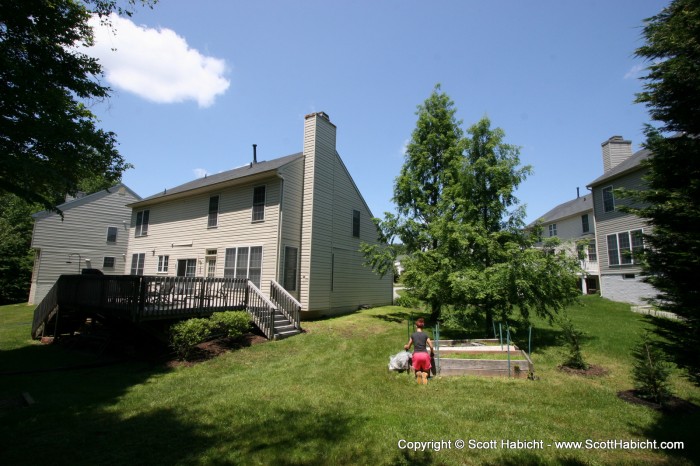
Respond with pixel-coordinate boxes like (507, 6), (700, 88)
(586, 136), (657, 305)
(28, 184), (141, 304)
(125, 112), (393, 318)
(528, 191), (599, 294)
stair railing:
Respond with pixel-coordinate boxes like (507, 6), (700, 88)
(269, 280), (301, 331)
(246, 281), (276, 339)
(31, 277), (62, 339)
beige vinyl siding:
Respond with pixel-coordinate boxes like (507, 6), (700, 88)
(592, 170), (650, 274)
(28, 186), (138, 304)
(300, 113), (392, 317)
(126, 178), (281, 296)
(543, 210), (594, 242)
(278, 157), (304, 296)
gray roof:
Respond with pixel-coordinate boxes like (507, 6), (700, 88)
(32, 183), (141, 219)
(135, 152), (303, 205)
(587, 148), (651, 187)
(528, 195), (593, 227)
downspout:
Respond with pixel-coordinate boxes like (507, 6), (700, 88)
(276, 173), (285, 285)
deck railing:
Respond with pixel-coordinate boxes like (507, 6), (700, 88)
(32, 275), (265, 338)
(31, 279), (60, 339)
(270, 280), (301, 331)
(246, 282), (277, 339)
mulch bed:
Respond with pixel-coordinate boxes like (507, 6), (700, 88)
(617, 389), (699, 414)
(166, 332), (268, 368)
(558, 364), (609, 377)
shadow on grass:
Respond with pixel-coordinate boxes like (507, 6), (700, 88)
(630, 402), (700, 465)
(482, 452), (588, 465)
(0, 336), (367, 465)
(371, 309), (420, 324)
(644, 315), (700, 386)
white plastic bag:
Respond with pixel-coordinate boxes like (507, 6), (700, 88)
(388, 350), (412, 371)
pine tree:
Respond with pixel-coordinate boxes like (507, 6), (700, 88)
(629, 0), (700, 382)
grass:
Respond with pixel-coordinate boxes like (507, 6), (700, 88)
(1, 296), (699, 465)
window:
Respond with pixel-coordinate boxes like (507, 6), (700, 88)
(103, 257), (115, 268)
(607, 229), (644, 266)
(208, 195), (219, 228)
(352, 209), (360, 238)
(106, 226), (118, 243)
(283, 247), (298, 292)
(602, 186), (615, 213)
(548, 223), (557, 237)
(135, 210), (150, 237)
(206, 258), (216, 277)
(224, 246), (263, 288)
(581, 214), (590, 234)
(252, 186), (265, 222)
(177, 259), (197, 277)
(157, 255), (169, 273)
(130, 253), (145, 275)
(588, 241), (597, 262)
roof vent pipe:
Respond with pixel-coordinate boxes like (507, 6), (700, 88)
(253, 144), (257, 164)
(577, 187), (580, 198)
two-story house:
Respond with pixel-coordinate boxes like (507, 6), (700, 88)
(125, 112), (393, 319)
(28, 184), (141, 304)
(586, 136), (657, 305)
(529, 191), (599, 294)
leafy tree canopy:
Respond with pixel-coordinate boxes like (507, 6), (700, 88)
(0, 0), (154, 213)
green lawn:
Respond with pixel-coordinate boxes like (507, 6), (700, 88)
(1, 297), (698, 465)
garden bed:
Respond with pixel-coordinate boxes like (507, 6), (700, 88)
(436, 339), (533, 378)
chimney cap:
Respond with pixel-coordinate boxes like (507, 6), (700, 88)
(601, 135), (631, 146)
(304, 111), (330, 121)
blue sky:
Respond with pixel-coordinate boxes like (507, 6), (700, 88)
(85, 0), (666, 224)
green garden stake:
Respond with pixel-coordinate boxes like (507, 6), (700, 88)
(507, 324), (511, 378)
(499, 323), (503, 350)
(528, 325), (532, 357)
(492, 320), (497, 340)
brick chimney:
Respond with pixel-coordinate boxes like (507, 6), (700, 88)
(601, 136), (633, 172)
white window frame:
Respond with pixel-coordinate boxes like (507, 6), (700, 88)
(224, 245), (263, 288)
(252, 186), (266, 223)
(103, 256), (115, 269)
(130, 253), (145, 275)
(157, 255), (169, 273)
(548, 223), (557, 237)
(208, 195), (219, 228)
(106, 226), (118, 244)
(135, 209), (150, 237)
(606, 229), (644, 266)
(581, 214), (590, 234)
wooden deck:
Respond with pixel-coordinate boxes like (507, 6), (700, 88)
(32, 275), (301, 340)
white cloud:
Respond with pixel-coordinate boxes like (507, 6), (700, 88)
(85, 14), (230, 107)
(193, 168), (209, 178)
(624, 63), (645, 80)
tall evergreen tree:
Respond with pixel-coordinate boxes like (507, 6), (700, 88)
(364, 87), (581, 325)
(630, 0), (700, 381)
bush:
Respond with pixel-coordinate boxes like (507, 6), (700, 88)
(559, 314), (588, 370)
(170, 318), (213, 360)
(210, 311), (251, 339)
(632, 332), (673, 404)
(395, 293), (421, 309)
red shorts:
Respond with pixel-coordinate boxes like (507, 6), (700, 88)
(412, 352), (431, 371)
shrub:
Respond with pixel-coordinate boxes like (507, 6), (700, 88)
(210, 311), (251, 339)
(559, 314), (588, 370)
(395, 294), (421, 309)
(170, 318), (213, 360)
(632, 332), (673, 405)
